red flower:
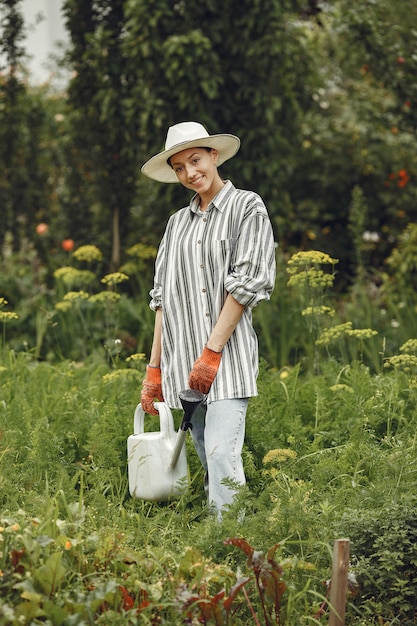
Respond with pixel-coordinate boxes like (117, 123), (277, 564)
(398, 169), (410, 188)
(61, 239), (75, 252)
(397, 56), (405, 64)
(36, 223), (49, 235)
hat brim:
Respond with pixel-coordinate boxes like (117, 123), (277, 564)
(141, 134), (240, 183)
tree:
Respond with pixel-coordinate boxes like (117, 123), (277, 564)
(62, 0), (141, 268)
(0, 0), (32, 248)
(123, 0), (318, 243)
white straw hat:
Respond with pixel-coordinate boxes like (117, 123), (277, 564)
(141, 121), (240, 183)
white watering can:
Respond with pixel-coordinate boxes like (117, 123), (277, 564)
(127, 389), (205, 501)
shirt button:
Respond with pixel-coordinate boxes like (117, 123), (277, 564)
(197, 240), (201, 244)
(200, 264), (204, 269)
(205, 312), (210, 317)
(203, 218), (207, 223)
(202, 288), (206, 293)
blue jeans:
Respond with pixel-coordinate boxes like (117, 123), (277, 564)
(190, 398), (248, 515)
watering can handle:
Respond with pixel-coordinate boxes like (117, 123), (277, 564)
(133, 402), (176, 437)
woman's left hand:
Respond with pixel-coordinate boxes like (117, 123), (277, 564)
(189, 346), (222, 394)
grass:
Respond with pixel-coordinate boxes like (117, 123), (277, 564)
(2, 346), (417, 624)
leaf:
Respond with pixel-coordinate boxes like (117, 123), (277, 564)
(118, 585), (135, 611)
(261, 569), (287, 605)
(34, 552), (67, 596)
(266, 544), (281, 563)
(224, 537), (254, 558)
(20, 590), (43, 603)
(42, 600), (70, 625)
(224, 577), (251, 611)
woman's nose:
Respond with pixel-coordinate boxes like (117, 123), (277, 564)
(185, 163), (197, 179)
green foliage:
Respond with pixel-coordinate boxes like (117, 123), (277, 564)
(2, 325), (417, 622)
(0, 1), (63, 253)
(337, 503), (417, 623)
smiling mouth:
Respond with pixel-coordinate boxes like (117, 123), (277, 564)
(190, 175), (204, 186)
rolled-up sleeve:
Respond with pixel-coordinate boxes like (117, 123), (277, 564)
(224, 204), (276, 309)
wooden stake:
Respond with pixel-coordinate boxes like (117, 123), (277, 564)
(328, 538), (350, 626)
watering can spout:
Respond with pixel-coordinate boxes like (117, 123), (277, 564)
(169, 389), (205, 470)
(178, 389), (206, 430)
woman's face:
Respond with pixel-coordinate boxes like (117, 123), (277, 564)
(170, 147), (222, 198)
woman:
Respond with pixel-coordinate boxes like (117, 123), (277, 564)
(140, 121), (276, 517)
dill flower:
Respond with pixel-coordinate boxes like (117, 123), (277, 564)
(102, 369), (141, 384)
(302, 305), (335, 317)
(345, 328), (378, 340)
(54, 267), (96, 288)
(287, 250), (339, 274)
(329, 383), (354, 393)
(119, 261), (138, 277)
(0, 298), (8, 307)
(263, 448), (297, 464)
(63, 291), (90, 302)
(316, 322), (353, 346)
(126, 353), (146, 362)
(53, 266), (73, 280)
(288, 267), (335, 290)
(73, 245), (103, 263)
(54, 301), (72, 312)
(89, 291), (121, 304)
(101, 272), (129, 286)
(0, 311), (19, 322)
(400, 339), (417, 354)
(384, 354), (417, 371)
(127, 242), (158, 260)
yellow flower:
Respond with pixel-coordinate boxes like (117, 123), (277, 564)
(316, 322), (353, 346)
(287, 250), (339, 274)
(89, 291), (121, 304)
(53, 266), (73, 279)
(54, 301), (72, 312)
(54, 267), (96, 288)
(263, 448), (297, 464)
(101, 272), (129, 286)
(127, 242), (157, 260)
(346, 328), (378, 340)
(329, 384), (354, 393)
(0, 297), (8, 307)
(73, 245), (103, 263)
(400, 339), (417, 354)
(63, 291), (90, 302)
(302, 305), (335, 317)
(102, 370), (141, 384)
(287, 267), (335, 290)
(384, 354), (417, 371)
(0, 311), (19, 322)
(126, 353), (146, 362)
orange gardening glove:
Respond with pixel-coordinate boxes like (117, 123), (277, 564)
(141, 365), (164, 415)
(189, 346), (222, 395)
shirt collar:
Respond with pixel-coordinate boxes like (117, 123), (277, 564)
(189, 180), (235, 215)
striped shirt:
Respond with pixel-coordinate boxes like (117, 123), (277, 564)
(149, 180), (276, 409)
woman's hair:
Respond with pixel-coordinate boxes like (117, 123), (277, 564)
(167, 147), (212, 169)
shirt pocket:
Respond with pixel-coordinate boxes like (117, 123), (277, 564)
(213, 238), (235, 273)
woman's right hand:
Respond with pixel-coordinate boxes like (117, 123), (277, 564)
(141, 365), (164, 415)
